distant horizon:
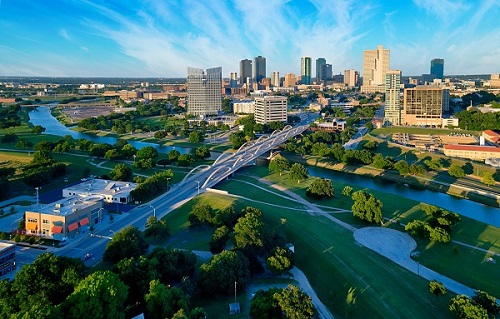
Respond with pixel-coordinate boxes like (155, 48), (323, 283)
(2, 1), (500, 78)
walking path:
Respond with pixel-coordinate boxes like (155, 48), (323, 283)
(224, 178), (498, 300)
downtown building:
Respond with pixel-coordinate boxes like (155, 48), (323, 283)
(253, 56), (266, 83)
(254, 96), (288, 124)
(316, 58), (332, 83)
(361, 45), (390, 93)
(344, 69), (359, 87)
(239, 59), (252, 86)
(384, 70), (402, 126)
(430, 58), (444, 80)
(301, 57), (312, 85)
(187, 67), (222, 116)
(402, 86), (450, 127)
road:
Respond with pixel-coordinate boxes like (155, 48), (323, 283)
(56, 124), (310, 263)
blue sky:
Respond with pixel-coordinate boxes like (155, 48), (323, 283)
(1, 0), (499, 78)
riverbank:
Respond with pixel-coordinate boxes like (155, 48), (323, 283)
(286, 153), (500, 208)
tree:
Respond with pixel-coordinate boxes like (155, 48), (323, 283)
(481, 172), (496, 186)
(144, 215), (170, 241)
(11, 253), (87, 309)
(136, 146), (159, 160)
(250, 288), (282, 319)
(32, 125), (46, 134)
(188, 131), (204, 143)
(109, 163), (132, 181)
(168, 149), (181, 162)
(424, 159), (442, 171)
(351, 191), (383, 224)
(145, 279), (189, 319)
(209, 225), (230, 254)
(194, 146), (211, 160)
(289, 163), (308, 183)
(449, 295), (488, 319)
(342, 186), (353, 197)
(198, 250), (251, 296)
(273, 285), (316, 319)
(62, 271), (128, 319)
(394, 160), (410, 175)
(103, 226), (149, 264)
(233, 210), (264, 252)
(104, 149), (122, 160)
(405, 220), (430, 238)
(268, 155), (290, 176)
(306, 178), (334, 199)
(449, 164), (465, 178)
(188, 203), (213, 227)
(177, 154), (195, 167)
(428, 280), (447, 300)
(472, 290), (500, 317)
(229, 131), (246, 149)
(266, 246), (294, 274)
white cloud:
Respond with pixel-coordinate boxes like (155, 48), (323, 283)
(59, 29), (71, 41)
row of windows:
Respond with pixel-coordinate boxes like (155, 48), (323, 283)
(27, 218), (37, 223)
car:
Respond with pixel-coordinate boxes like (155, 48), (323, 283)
(82, 253), (93, 261)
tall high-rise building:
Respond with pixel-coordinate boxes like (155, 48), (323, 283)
(324, 64), (333, 81)
(316, 58), (326, 83)
(230, 72), (238, 88)
(384, 70), (402, 126)
(271, 71), (280, 87)
(403, 86), (449, 127)
(284, 73), (296, 88)
(362, 45), (390, 92)
(430, 58), (444, 80)
(253, 56), (266, 83)
(186, 67), (222, 116)
(301, 57), (312, 85)
(344, 69), (359, 87)
(254, 96), (288, 124)
(239, 59), (252, 85)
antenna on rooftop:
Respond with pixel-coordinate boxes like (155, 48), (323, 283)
(35, 187), (41, 208)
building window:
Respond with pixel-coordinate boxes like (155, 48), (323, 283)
(28, 218), (37, 223)
(42, 219), (49, 224)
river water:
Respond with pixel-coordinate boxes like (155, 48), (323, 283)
(308, 167), (500, 227)
(28, 106), (203, 156)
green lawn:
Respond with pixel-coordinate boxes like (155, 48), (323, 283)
(162, 189), (454, 318)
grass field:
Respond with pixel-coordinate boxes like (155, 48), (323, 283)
(162, 190), (455, 318)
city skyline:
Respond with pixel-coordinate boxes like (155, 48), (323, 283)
(1, 0), (500, 77)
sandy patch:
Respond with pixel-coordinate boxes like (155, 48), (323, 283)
(354, 227), (416, 263)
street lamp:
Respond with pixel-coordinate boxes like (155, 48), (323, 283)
(196, 181), (200, 194)
(110, 230), (115, 236)
(167, 177), (171, 191)
(133, 154), (136, 163)
(149, 205), (156, 218)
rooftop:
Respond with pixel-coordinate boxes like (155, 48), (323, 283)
(32, 195), (103, 216)
(0, 241), (15, 251)
(444, 144), (500, 152)
(64, 178), (137, 198)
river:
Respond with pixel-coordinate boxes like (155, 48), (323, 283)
(308, 167), (500, 227)
(28, 106), (214, 157)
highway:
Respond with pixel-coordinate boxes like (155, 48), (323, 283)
(57, 124), (310, 264)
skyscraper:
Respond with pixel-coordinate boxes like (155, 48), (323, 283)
(239, 59), (252, 85)
(362, 45), (390, 92)
(301, 57), (312, 85)
(271, 71), (280, 87)
(344, 69), (359, 87)
(254, 96), (288, 124)
(187, 67), (222, 116)
(430, 58), (444, 80)
(316, 58), (326, 83)
(384, 70), (402, 126)
(284, 73), (296, 88)
(253, 56), (266, 83)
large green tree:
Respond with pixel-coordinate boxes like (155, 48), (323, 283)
(306, 178), (334, 199)
(109, 163), (132, 181)
(472, 290), (500, 317)
(145, 279), (189, 319)
(62, 271), (128, 319)
(351, 191), (383, 224)
(198, 250), (250, 296)
(103, 226), (149, 264)
(249, 288), (282, 319)
(144, 215), (170, 241)
(268, 155), (290, 176)
(273, 285), (316, 319)
(233, 209), (264, 252)
(266, 246), (294, 274)
(449, 295), (488, 319)
(289, 163), (308, 183)
(448, 165), (465, 178)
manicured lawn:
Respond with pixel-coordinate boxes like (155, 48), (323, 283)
(171, 188), (453, 318)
